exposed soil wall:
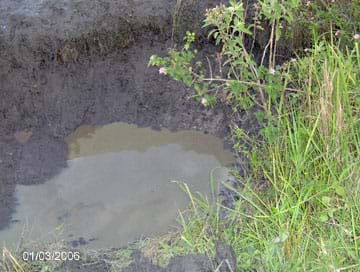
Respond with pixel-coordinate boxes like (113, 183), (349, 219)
(0, 0), (241, 233)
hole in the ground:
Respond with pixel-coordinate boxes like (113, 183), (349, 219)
(0, 122), (234, 248)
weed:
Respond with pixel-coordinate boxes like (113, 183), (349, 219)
(149, 0), (298, 124)
(149, 1), (360, 270)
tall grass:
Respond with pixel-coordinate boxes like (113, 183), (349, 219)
(167, 41), (360, 271)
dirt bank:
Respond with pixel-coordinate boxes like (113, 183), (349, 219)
(0, 0), (235, 228)
(0, 0), (258, 270)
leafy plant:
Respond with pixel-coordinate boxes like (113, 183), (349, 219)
(296, 0), (360, 48)
(148, 1), (360, 271)
(149, 31), (216, 106)
(149, 0), (300, 129)
(257, 0), (300, 67)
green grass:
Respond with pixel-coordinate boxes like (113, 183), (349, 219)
(153, 41), (360, 271)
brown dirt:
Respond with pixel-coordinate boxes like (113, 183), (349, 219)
(0, 0), (236, 230)
(0, 0), (259, 270)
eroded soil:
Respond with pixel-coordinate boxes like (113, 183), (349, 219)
(0, 0), (256, 270)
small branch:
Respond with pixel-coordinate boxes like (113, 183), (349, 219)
(202, 77), (263, 87)
(206, 56), (213, 80)
(261, 39), (271, 67)
(269, 19), (276, 69)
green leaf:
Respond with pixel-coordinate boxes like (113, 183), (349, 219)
(275, 25), (282, 41)
(262, 124), (279, 144)
(255, 111), (266, 124)
(334, 186), (346, 197)
(319, 214), (329, 222)
(321, 196), (331, 206)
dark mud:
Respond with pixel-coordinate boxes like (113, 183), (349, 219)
(59, 242), (236, 271)
(0, 0), (256, 270)
(60, 251), (213, 272)
(0, 0), (235, 229)
(122, 252), (213, 272)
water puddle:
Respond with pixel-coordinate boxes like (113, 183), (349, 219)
(0, 123), (234, 249)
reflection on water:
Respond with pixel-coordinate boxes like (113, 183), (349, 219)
(1, 123), (234, 249)
(65, 123), (234, 164)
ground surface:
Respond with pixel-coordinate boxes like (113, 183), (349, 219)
(59, 251), (213, 272)
(0, 0), (253, 270)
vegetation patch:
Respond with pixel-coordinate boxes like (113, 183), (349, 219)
(149, 0), (360, 270)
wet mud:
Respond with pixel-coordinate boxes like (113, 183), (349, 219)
(0, 0), (235, 230)
(1, 123), (233, 249)
(0, 0), (258, 270)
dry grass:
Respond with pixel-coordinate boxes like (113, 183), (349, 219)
(140, 232), (180, 265)
(1, 246), (28, 272)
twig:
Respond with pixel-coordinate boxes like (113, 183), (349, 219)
(206, 56), (213, 80)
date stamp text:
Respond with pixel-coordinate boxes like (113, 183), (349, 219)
(22, 251), (81, 262)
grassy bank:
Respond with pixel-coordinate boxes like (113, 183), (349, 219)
(152, 41), (360, 271)
(149, 0), (360, 271)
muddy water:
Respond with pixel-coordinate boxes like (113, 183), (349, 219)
(0, 123), (234, 249)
